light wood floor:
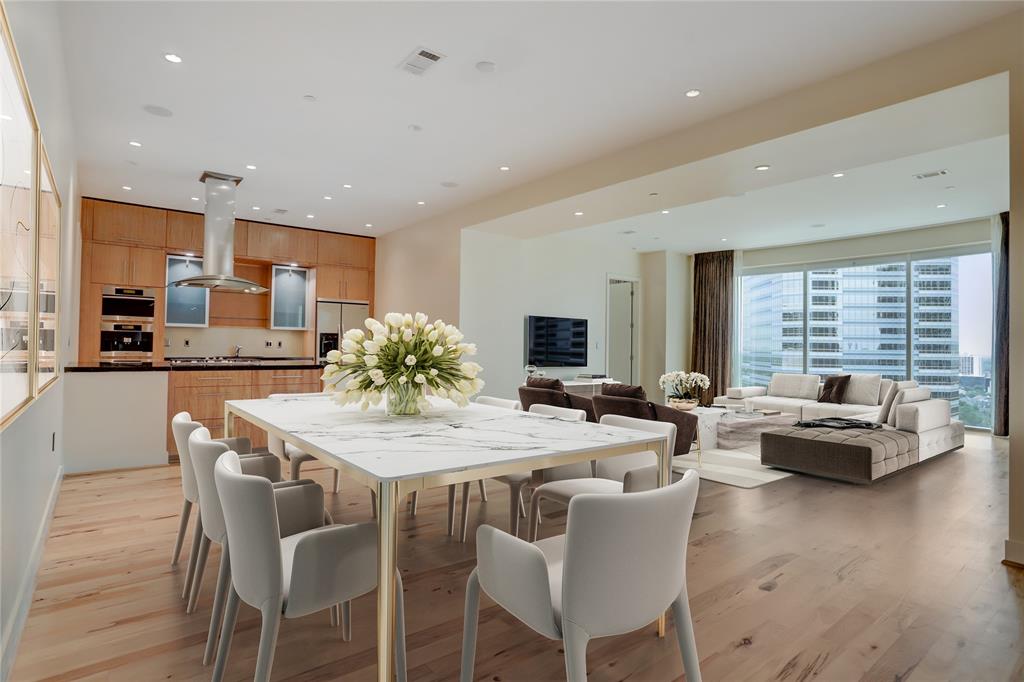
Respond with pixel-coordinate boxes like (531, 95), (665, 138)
(11, 433), (1024, 681)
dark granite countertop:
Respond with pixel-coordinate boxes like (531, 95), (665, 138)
(65, 358), (324, 373)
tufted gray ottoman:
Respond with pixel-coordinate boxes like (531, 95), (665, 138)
(760, 426), (920, 484)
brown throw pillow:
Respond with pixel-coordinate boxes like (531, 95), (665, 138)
(526, 376), (565, 392)
(818, 374), (851, 404)
(601, 383), (647, 400)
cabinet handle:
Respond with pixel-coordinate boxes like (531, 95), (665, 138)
(271, 374), (304, 379)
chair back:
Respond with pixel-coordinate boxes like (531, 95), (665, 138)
(214, 451), (284, 610)
(528, 403), (586, 421)
(518, 386), (570, 412)
(596, 415), (676, 488)
(171, 412), (201, 503)
(476, 396), (521, 410)
(188, 427), (235, 543)
(528, 404), (591, 480)
(562, 469), (699, 638)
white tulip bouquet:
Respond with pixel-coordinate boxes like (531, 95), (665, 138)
(321, 312), (484, 415)
(658, 371), (711, 401)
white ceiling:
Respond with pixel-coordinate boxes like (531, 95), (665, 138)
(56, 1), (1020, 236)
(477, 73), (1008, 252)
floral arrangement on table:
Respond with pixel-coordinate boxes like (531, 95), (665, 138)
(658, 371), (710, 410)
(321, 312), (484, 416)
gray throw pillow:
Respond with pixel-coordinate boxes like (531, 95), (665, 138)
(843, 374), (882, 406)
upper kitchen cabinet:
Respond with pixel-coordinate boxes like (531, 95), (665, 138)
(270, 265), (309, 329)
(91, 200), (167, 248)
(316, 232), (374, 268)
(315, 265), (370, 302)
(165, 211), (204, 253)
(165, 255), (209, 326)
(91, 244), (165, 287)
(247, 222), (317, 264)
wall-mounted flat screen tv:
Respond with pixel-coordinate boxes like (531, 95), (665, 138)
(526, 315), (588, 367)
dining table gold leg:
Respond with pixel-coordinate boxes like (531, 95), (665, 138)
(657, 438), (670, 638)
(377, 480), (400, 681)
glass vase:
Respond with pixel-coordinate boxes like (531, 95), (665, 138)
(386, 383), (422, 416)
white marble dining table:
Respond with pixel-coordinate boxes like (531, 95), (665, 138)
(224, 393), (671, 682)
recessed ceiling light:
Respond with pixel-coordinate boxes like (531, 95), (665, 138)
(945, 185), (956, 190)
(936, 204), (947, 209)
(191, 196), (200, 201)
(476, 60), (497, 73)
(252, 206), (260, 211)
(754, 164), (771, 171)
(289, 262), (298, 267)
(365, 223), (373, 228)
(129, 140), (142, 147)
(23, 169), (30, 175)
(342, 184), (352, 189)
(648, 192), (659, 197)
(685, 89), (701, 98)
(721, 238), (728, 242)
(184, 252), (196, 258)
(499, 165), (511, 172)
(122, 185), (132, 191)
(143, 104), (173, 118)
(245, 164), (256, 170)
(163, 53), (182, 63)
(661, 210), (670, 214)
(302, 94), (317, 102)
(832, 172), (844, 178)
(574, 211), (584, 216)
(0, 114), (12, 121)
(323, 195), (332, 200)
(417, 201), (425, 205)
(811, 223), (826, 228)
(306, 214), (315, 219)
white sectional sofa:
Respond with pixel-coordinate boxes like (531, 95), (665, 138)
(715, 372), (891, 420)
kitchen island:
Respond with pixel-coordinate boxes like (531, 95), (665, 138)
(63, 358), (324, 473)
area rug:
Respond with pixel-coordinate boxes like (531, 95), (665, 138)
(672, 448), (793, 489)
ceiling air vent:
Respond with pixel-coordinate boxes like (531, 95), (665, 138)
(272, 208), (288, 215)
(913, 169), (949, 180)
(399, 47), (445, 76)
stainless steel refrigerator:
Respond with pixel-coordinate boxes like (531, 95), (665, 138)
(315, 301), (370, 362)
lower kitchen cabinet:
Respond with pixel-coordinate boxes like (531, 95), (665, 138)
(166, 368), (321, 458)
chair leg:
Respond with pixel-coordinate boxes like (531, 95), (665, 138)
(332, 468), (341, 494)
(528, 492), (543, 542)
(203, 546), (231, 665)
(289, 456), (303, 481)
(518, 490), (527, 518)
(410, 490), (419, 517)
(181, 512), (203, 599)
(459, 482), (472, 543)
(171, 499), (192, 565)
(508, 482), (523, 538)
(254, 603), (282, 682)
(447, 484), (457, 536)
(330, 604), (339, 628)
(341, 600), (353, 642)
(211, 585), (240, 682)
(477, 479), (488, 501)
(395, 570), (408, 682)
(459, 569), (481, 682)
(562, 620), (591, 682)
(186, 534), (211, 614)
(370, 489), (378, 519)
(671, 590), (702, 682)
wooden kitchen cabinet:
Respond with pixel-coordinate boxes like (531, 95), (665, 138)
(90, 244), (165, 287)
(247, 222), (317, 264)
(343, 268), (371, 302)
(165, 211), (204, 253)
(316, 232), (374, 268)
(92, 201), (166, 248)
(234, 220), (249, 257)
(315, 265), (370, 301)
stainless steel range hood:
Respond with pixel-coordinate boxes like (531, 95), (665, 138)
(173, 171), (267, 293)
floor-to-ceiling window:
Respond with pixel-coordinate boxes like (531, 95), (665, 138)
(738, 248), (993, 429)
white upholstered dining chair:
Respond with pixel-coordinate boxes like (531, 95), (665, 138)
(171, 412), (277, 602)
(267, 393), (340, 493)
(461, 469), (702, 682)
(527, 415), (677, 541)
(212, 451), (408, 682)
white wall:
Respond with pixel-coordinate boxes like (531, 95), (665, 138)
(460, 229), (642, 401)
(0, 3), (78, 678)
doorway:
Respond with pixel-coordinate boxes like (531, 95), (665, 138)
(607, 277), (639, 384)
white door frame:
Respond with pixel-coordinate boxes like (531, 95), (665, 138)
(605, 273), (641, 384)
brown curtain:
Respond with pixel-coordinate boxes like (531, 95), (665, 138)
(690, 250), (733, 404)
(994, 212), (1009, 436)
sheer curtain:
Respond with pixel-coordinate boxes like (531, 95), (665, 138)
(690, 250), (734, 403)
